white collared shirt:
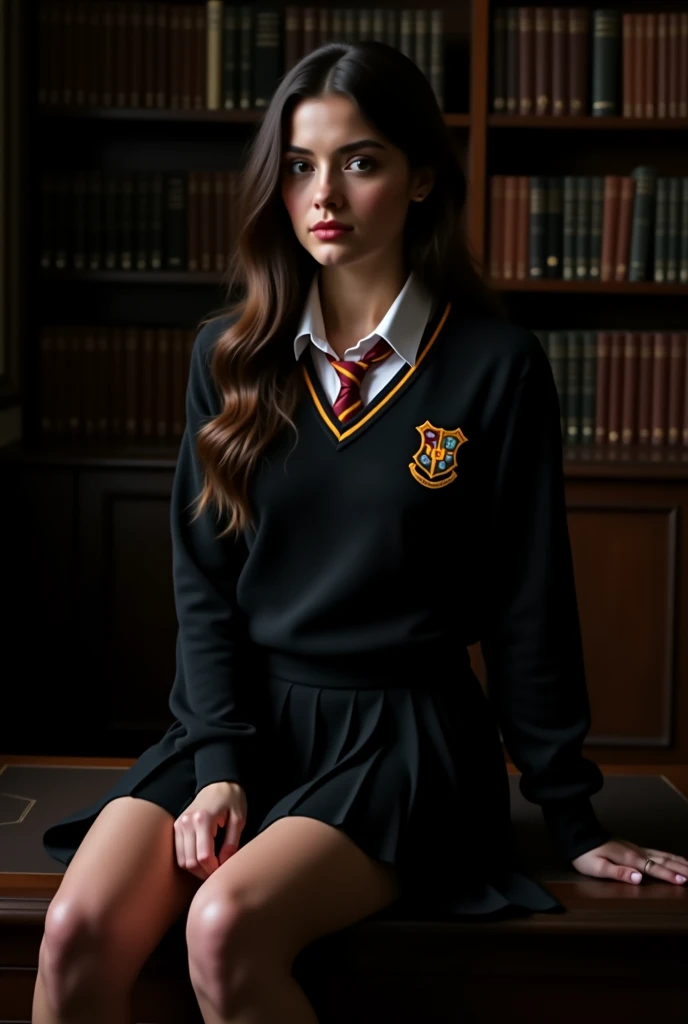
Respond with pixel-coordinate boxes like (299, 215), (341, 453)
(293, 269), (435, 407)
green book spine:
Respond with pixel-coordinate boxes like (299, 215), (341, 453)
(629, 166), (657, 282)
(562, 176), (577, 280)
(545, 177), (563, 278)
(653, 178), (668, 282)
(164, 173), (187, 270)
(666, 177), (680, 282)
(548, 330), (567, 438)
(680, 177), (688, 283)
(588, 176), (604, 278)
(575, 176), (591, 279)
(591, 9), (620, 116)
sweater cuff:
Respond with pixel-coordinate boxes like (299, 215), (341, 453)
(541, 796), (613, 862)
(194, 740), (245, 796)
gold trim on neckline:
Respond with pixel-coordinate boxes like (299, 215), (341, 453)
(301, 301), (452, 442)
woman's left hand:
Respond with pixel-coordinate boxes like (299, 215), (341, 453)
(571, 838), (688, 885)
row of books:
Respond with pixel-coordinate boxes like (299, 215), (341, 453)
(489, 172), (688, 283)
(534, 329), (688, 446)
(492, 7), (688, 118)
(38, 326), (195, 443)
(37, 1), (445, 114)
(39, 170), (241, 273)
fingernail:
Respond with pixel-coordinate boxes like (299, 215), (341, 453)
(677, 875), (686, 883)
(631, 872), (642, 882)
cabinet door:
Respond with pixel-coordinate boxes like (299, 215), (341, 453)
(76, 466), (177, 756)
(2, 466), (77, 753)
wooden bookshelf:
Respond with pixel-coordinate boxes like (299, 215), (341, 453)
(4, 0), (688, 461)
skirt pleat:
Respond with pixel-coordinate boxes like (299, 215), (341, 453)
(43, 670), (565, 919)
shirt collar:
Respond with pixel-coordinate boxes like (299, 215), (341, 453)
(293, 269), (435, 367)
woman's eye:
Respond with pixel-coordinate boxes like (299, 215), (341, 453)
(350, 156), (376, 171)
(285, 157), (375, 175)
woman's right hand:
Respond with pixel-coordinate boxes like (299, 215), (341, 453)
(173, 780), (248, 879)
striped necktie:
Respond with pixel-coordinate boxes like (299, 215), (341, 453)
(325, 336), (394, 423)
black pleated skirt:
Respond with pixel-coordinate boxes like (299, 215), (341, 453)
(43, 666), (565, 920)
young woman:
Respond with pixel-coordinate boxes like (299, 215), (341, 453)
(36, 39), (687, 1024)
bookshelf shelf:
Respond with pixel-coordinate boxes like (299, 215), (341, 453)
(38, 270), (227, 285)
(35, 105), (472, 128)
(491, 280), (688, 295)
(487, 115), (688, 131)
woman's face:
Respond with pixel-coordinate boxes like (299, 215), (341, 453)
(280, 94), (432, 269)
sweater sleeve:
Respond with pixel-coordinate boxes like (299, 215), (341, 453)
(480, 334), (612, 863)
(167, 320), (257, 797)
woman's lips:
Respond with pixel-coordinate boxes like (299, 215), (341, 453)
(312, 226), (353, 240)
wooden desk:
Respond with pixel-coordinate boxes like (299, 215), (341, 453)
(1, 758), (686, 1023)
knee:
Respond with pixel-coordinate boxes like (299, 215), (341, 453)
(186, 887), (274, 1017)
(40, 898), (104, 1008)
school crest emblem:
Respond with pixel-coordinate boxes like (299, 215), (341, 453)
(408, 421), (468, 489)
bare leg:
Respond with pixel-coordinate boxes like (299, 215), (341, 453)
(186, 815), (400, 1024)
(194, 968), (319, 1024)
(34, 795), (202, 1023)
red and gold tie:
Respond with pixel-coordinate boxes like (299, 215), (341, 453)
(325, 336), (394, 423)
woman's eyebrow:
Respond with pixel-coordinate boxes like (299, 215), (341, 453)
(283, 139), (387, 156)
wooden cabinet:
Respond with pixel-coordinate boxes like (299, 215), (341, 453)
(4, 446), (688, 766)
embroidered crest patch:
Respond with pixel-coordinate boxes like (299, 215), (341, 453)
(408, 420), (468, 489)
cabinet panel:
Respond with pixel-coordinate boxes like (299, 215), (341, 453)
(2, 467), (77, 753)
(76, 468), (177, 755)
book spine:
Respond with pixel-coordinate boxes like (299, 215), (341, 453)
(621, 331), (639, 444)
(562, 175), (576, 280)
(506, 6), (519, 112)
(632, 13), (645, 118)
(628, 166), (657, 282)
(657, 13), (668, 117)
(551, 7), (567, 115)
(545, 176), (563, 278)
(489, 176), (505, 279)
(653, 177), (668, 282)
(503, 175), (518, 279)
(518, 6), (534, 114)
(645, 13), (656, 118)
(614, 176), (636, 281)
(680, 177), (688, 283)
(667, 333), (685, 445)
(516, 175), (529, 278)
(568, 7), (588, 114)
(581, 330), (597, 443)
(637, 332), (653, 444)
(666, 177), (680, 282)
(575, 175), (591, 279)
(588, 175), (604, 278)
(591, 8), (619, 116)
(492, 7), (507, 112)
(529, 175), (547, 278)
(565, 330), (582, 444)
(534, 6), (551, 114)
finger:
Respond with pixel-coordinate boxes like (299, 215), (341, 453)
(183, 812), (211, 880)
(218, 809), (246, 866)
(634, 854), (685, 885)
(643, 849), (688, 873)
(194, 814), (220, 876)
(174, 821), (205, 881)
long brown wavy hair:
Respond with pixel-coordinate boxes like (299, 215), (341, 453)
(192, 40), (506, 540)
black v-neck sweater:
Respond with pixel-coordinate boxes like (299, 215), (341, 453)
(168, 298), (611, 863)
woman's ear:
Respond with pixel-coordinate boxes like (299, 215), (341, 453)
(410, 166), (435, 202)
